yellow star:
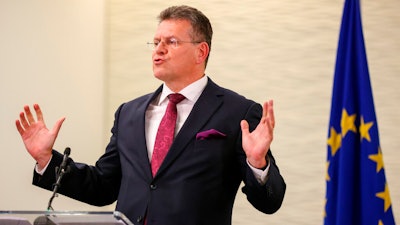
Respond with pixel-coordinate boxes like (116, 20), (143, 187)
(359, 116), (374, 142)
(327, 127), (341, 156)
(369, 147), (384, 173)
(378, 220), (383, 225)
(341, 109), (357, 137)
(326, 161), (330, 181)
(376, 183), (392, 212)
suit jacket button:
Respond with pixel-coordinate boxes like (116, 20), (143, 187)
(150, 184), (157, 190)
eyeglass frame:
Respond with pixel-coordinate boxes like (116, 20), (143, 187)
(147, 37), (202, 50)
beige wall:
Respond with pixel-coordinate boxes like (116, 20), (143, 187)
(0, 0), (398, 224)
(0, 0), (112, 212)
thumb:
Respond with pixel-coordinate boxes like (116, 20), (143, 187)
(52, 117), (66, 136)
(240, 120), (250, 135)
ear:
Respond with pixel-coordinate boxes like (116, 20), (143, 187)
(196, 42), (210, 65)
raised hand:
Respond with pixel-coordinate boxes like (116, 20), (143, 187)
(240, 100), (275, 169)
(15, 104), (65, 169)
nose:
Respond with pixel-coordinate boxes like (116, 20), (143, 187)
(152, 44), (167, 60)
(154, 42), (167, 54)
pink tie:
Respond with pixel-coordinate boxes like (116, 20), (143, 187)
(151, 93), (185, 177)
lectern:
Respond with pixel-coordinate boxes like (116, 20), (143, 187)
(0, 210), (134, 225)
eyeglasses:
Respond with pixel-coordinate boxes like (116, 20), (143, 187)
(147, 37), (201, 50)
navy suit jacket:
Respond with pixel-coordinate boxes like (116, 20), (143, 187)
(33, 78), (286, 225)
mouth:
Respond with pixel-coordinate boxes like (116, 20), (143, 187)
(153, 57), (164, 65)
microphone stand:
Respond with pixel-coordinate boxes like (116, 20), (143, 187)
(47, 147), (71, 211)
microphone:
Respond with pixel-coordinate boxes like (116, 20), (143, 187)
(58, 147), (71, 175)
(47, 147), (71, 211)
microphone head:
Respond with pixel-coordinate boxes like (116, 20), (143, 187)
(64, 147), (71, 156)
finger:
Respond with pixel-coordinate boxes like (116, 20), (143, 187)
(267, 100), (275, 128)
(19, 111), (30, 129)
(15, 120), (25, 135)
(262, 101), (269, 119)
(24, 105), (35, 124)
(265, 119), (274, 140)
(34, 103), (44, 122)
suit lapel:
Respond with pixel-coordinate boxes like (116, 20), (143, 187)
(155, 79), (224, 177)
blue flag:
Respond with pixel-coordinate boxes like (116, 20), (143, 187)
(325, 0), (396, 224)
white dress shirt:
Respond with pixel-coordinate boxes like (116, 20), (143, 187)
(145, 75), (270, 184)
(145, 75), (207, 161)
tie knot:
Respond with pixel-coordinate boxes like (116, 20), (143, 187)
(168, 93), (185, 104)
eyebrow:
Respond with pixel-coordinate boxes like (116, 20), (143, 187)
(153, 35), (177, 41)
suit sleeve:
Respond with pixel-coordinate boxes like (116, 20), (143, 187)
(239, 102), (286, 214)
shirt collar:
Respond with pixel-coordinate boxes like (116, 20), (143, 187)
(158, 75), (208, 105)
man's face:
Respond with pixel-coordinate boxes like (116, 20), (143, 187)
(151, 19), (200, 84)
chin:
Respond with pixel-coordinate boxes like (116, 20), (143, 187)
(153, 72), (166, 82)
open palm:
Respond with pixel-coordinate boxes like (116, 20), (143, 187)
(16, 104), (65, 168)
(241, 100), (275, 169)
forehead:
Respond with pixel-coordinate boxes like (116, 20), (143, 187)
(154, 19), (193, 39)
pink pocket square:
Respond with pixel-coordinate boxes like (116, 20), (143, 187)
(196, 129), (227, 140)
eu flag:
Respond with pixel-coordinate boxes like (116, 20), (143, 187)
(325, 0), (396, 224)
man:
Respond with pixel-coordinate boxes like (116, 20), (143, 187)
(16, 5), (286, 225)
